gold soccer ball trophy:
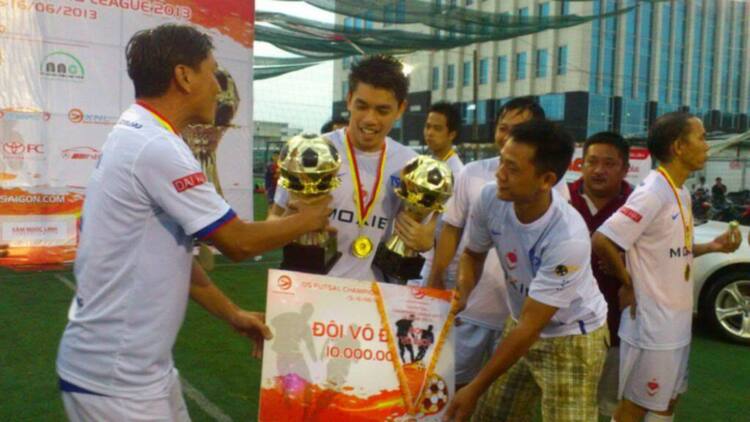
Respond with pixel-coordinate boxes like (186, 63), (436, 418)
(278, 134), (343, 274)
(183, 67), (240, 271)
(373, 155), (453, 283)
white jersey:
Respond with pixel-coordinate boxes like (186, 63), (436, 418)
(57, 104), (232, 399)
(442, 157), (509, 330)
(275, 128), (417, 281)
(418, 151), (464, 284)
(597, 170), (694, 350)
(466, 184), (608, 338)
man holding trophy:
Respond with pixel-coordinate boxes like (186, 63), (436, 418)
(271, 55), (439, 282)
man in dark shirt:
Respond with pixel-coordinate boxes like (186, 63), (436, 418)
(415, 324), (435, 362)
(395, 314), (416, 363)
(567, 131), (632, 417)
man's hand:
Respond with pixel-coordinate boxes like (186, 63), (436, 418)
(394, 212), (437, 252)
(454, 289), (467, 314)
(287, 194), (334, 233)
(443, 382), (480, 421)
(229, 310), (273, 359)
(619, 282), (636, 319)
(708, 226), (742, 253)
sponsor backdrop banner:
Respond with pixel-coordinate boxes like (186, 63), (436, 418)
(260, 270), (457, 421)
(564, 146), (653, 186)
(0, 0), (254, 268)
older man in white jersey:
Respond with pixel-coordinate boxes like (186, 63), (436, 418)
(445, 120), (609, 422)
(426, 97), (545, 390)
(593, 112), (741, 422)
(270, 55), (436, 282)
(56, 25), (332, 421)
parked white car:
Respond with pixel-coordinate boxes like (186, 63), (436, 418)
(693, 221), (750, 344)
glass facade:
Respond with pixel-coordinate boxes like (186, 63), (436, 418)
(601, 0), (617, 96)
(497, 55), (508, 82)
(432, 66), (440, 91)
(539, 94), (564, 120)
(516, 52), (527, 80)
(690, 0), (704, 108)
(446, 64), (455, 88)
(538, 2), (550, 17)
(637, 2), (653, 100)
(702, 0), (716, 110)
(623, 0), (637, 99)
(588, 94), (611, 136)
(479, 58), (489, 85)
(671, 2), (686, 105)
(589, 0), (601, 93)
(557, 45), (567, 75)
(463, 60), (472, 86)
(658, 2), (672, 103)
(536, 49), (548, 78)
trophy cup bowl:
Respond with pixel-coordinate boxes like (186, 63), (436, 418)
(373, 155), (454, 283)
(184, 67), (240, 271)
(278, 134), (342, 274)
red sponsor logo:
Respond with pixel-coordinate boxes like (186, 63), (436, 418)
(2, 142), (44, 156)
(619, 206), (643, 222)
(646, 378), (660, 396)
(630, 148), (650, 160)
(277, 276), (292, 290)
(506, 251), (518, 270)
(62, 146), (102, 160)
(68, 108), (84, 123)
(172, 172), (206, 193)
(411, 287), (425, 299)
(568, 157), (584, 171)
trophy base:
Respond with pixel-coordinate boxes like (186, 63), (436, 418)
(372, 242), (425, 284)
(280, 236), (341, 275)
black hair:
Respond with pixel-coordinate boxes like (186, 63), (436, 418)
(320, 116), (349, 134)
(428, 101), (461, 134)
(583, 131), (630, 166)
(508, 120), (575, 183)
(647, 112), (694, 163)
(494, 96), (546, 129)
(126, 24), (213, 98)
(348, 55), (409, 104)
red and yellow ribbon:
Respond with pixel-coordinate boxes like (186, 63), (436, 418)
(657, 166), (692, 249)
(344, 131), (387, 228)
(439, 149), (456, 162)
(136, 100), (178, 135)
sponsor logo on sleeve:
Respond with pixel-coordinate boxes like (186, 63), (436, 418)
(172, 172), (206, 193)
(554, 264), (579, 277)
(619, 206), (642, 222)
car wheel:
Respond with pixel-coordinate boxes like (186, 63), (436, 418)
(701, 271), (750, 345)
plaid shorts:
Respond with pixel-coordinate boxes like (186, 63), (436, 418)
(472, 319), (609, 422)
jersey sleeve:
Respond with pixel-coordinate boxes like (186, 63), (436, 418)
(134, 137), (233, 239)
(442, 165), (471, 228)
(464, 184), (494, 254)
(528, 239), (591, 308)
(596, 187), (662, 251)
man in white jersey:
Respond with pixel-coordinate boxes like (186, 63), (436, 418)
(593, 112), (741, 422)
(426, 97), (544, 389)
(56, 25), (332, 421)
(445, 120), (609, 422)
(270, 55), (436, 282)
(413, 101), (464, 285)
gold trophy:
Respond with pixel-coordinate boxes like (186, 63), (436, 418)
(373, 155), (453, 283)
(278, 134), (342, 274)
(183, 68), (240, 271)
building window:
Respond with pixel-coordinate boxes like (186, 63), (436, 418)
(342, 81), (348, 100)
(539, 94), (565, 121)
(538, 2), (550, 17)
(463, 60), (472, 86)
(516, 52), (527, 80)
(432, 66), (440, 90)
(518, 7), (529, 18)
(479, 58), (489, 85)
(344, 17), (354, 31)
(557, 45), (568, 75)
(446, 64), (455, 88)
(497, 55), (508, 82)
(561, 0), (570, 16)
(342, 56), (351, 70)
(466, 0), (473, 5)
(536, 49), (548, 78)
(477, 100), (487, 124)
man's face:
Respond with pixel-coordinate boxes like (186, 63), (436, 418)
(423, 111), (456, 155)
(346, 82), (405, 151)
(496, 138), (554, 202)
(494, 108), (534, 152)
(676, 118), (708, 171)
(581, 143), (628, 198)
(191, 52), (221, 125)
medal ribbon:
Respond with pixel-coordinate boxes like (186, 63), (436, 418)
(344, 130), (387, 228)
(657, 166), (692, 250)
(136, 100), (178, 135)
(439, 149), (455, 162)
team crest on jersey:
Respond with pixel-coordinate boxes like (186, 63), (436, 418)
(554, 264), (579, 277)
(173, 172), (206, 193)
(646, 378), (660, 396)
(505, 251), (518, 270)
(619, 206), (643, 222)
(390, 175), (401, 188)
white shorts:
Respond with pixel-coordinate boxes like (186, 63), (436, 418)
(61, 370), (190, 422)
(598, 346), (619, 417)
(454, 319), (503, 385)
(618, 342), (689, 412)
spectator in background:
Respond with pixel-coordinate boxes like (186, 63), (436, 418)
(265, 152), (280, 205)
(320, 116), (348, 134)
(712, 176), (727, 202)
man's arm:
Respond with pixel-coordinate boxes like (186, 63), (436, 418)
(189, 259), (272, 358)
(693, 225), (742, 257)
(444, 297), (558, 421)
(591, 232), (631, 287)
(455, 248), (487, 312)
(207, 196), (332, 262)
(427, 223), (463, 289)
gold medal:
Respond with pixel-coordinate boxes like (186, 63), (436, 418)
(684, 263), (691, 281)
(352, 235), (373, 258)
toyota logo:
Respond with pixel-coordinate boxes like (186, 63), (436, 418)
(3, 142), (24, 155)
(411, 287), (425, 299)
(68, 108), (84, 123)
(277, 275), (292, 290)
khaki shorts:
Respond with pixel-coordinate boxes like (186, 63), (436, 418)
(472, 320), (609, 422)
